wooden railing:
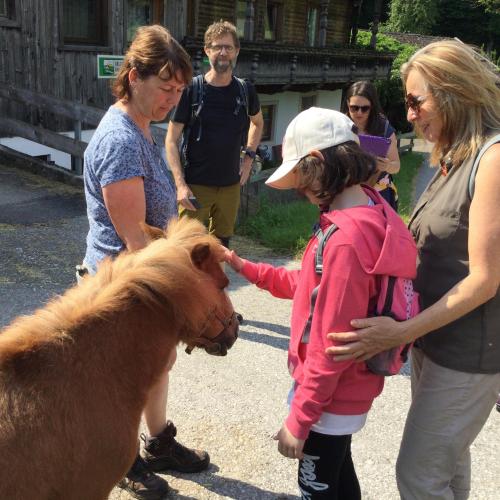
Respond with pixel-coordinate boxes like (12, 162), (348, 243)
(0, 85), (166, 175)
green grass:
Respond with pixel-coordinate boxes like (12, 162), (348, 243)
(237, 198), (320, 256)
(397, 151), (425, 222)
(237, 151), (424, 255)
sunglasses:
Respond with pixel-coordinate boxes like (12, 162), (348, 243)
(348, 105), (371, 114)
(405, 93), (427, 113)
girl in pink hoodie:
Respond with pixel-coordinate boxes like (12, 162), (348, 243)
(224, 108), (417, 500)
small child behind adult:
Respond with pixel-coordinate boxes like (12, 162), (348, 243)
(224, 108), (417, 500)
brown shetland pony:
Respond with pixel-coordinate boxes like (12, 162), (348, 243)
(0, 218), (238, 500)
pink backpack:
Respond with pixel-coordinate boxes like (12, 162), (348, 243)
(301, 223), (420, 376)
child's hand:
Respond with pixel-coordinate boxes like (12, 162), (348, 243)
(273, 424), (305, 460)
(222, 248), (245, 272)
(376, 156), (391, 173)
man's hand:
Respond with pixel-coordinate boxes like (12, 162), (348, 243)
(239, 156), (253, 186)
(176, 183), (197, 211)
(273, 424), (305, 460)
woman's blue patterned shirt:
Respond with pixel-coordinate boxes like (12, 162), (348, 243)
(83, 106), (177, 273)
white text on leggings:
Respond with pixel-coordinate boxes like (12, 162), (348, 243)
(299, 453), (329, 499)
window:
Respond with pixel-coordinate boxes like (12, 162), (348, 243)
(126, 0), (163, 44)
(0, 0), (16, 21)
(306, 6), (319, 47)
(236, 0), (246, 38)
(301, 95), (317, 111)
(62, 0), (108, 46)
(261, 104), (276, 141)
(264, 1), (282, 41)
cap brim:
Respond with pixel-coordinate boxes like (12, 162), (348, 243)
(265, 159), (300, 189)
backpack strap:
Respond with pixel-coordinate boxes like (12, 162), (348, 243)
(314, 224), (339, 275)
(234, 76), (250, 149)
(380, 276), (397, 317)
(234, 76), (249, 116)
(190, 74), (204, 142)
(180, 75), (204, 167)
(301, 224), (339, 344)
(468, 133), (500, 200)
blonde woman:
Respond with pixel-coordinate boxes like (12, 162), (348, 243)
(327, 40), (500, 499)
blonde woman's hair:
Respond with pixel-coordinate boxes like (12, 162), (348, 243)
(112, 25), (192, 101)
(204, 20), (240, 49)
(401, 40), (500, 166)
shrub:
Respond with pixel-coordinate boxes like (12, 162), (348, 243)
(356, 31), (418, 132)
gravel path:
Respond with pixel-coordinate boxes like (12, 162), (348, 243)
(1, 163), (498, 500)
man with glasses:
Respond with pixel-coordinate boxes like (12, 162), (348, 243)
(166, 20), (263, 250)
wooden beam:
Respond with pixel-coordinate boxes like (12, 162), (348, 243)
(370, 0), (383, 49)
(319, 0), (329, 48)
(244, 0), (255, 42)
(0, 117), (88, 157)
(0, 85), (105, 126)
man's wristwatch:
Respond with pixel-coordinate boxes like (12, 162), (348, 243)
(243, 149), (257, 159)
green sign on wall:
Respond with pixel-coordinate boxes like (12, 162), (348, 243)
(97, 55), (125, 79)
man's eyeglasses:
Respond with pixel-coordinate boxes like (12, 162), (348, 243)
(405, 93), (426, 113)
(209, 44), (235, 53)
(348, 105), (371, 114)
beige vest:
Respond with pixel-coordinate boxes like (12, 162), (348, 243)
(409, 135), (500, 373)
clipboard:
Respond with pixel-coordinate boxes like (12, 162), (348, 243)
(358, 134), (391, 158)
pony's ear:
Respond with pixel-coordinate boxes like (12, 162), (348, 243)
(191, 243), (211, 268)
(141, 223), (165, 242)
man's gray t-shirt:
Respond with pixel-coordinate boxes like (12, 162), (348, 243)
(83, 106), (177, 273)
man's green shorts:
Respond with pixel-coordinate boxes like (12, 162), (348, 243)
(179, 183), (240, 238)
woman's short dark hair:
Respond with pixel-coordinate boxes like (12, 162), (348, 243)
(343, 80), (386, 136)
(112, 25), (192, 101)
(295, 141), (376, 203)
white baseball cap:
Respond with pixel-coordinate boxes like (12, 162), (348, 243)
(266, 107), (358, 189)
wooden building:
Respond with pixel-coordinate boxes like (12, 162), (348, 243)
(0, 0), (393, 167)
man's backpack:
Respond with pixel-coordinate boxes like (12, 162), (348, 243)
(301, 223), (420, 376)
(180, 74), (250, 167)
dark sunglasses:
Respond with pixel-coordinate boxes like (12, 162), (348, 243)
(405, 93), (427, 113)
(348, 105), (371, 114)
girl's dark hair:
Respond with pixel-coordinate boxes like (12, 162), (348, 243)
(296, 141), (376, 203)
(343, 80), (387, 136)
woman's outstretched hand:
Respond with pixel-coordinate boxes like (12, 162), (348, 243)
(325, 316), (407, 362)
(222, 248), (245, 272)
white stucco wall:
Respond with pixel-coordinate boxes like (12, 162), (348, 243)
(1, 89), (344, 168)
(258, 89), (343, 159)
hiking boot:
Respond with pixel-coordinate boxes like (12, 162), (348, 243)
(142, 421), (210, 473)
(118, 454), (169, 500)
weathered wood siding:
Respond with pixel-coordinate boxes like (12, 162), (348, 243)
(177, 0), (352, 46)
(328, 0), (352, 45)
(0, 0), (125, 128)
(193, 0), (235, 38)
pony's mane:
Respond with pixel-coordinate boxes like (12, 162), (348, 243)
(0, 218), (224, 362)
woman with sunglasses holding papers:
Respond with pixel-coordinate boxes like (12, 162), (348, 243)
(344, 81), (400, 210)
(328, 40), (500, 499)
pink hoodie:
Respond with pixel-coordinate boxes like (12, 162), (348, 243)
(239, 187), (417, 440)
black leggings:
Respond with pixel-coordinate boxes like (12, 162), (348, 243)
(298, 431), (361, 500)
